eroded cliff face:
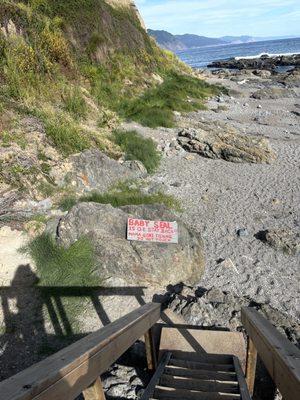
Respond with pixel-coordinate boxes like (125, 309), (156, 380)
(0, 0), (150, 64)
(106, 0), (146, 30)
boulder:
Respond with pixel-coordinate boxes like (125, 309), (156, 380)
(257, 228), (300, 255)
(253, 69), (272, 78)
(55, 149), (147, 193)
(251, 87), (298, 100)
(177, 128), (276, 164)
(58, 203), (205, 288)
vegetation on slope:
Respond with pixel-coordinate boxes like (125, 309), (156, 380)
(0, 0), (224, 196)
(120, 72), (224, 128)
(113, 130), (161, 172)
(59, 181), (180, 212)
(25, 233), (97, 286)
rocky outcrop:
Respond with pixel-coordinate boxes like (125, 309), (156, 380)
(52, 149), (147, 194)
(177, 127), (276, 164)
(58, 203), (205, 288)
(251, 87), (298, 100)
(208, 54), (300, 70)
(256, 229), (300, 255)
(168, 284), (300, 345)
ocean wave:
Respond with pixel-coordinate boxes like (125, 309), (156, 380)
(235, 52), (300, 60)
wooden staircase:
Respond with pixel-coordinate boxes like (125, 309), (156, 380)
(0, 304), (299, 400)
(142, 351), (251, 400)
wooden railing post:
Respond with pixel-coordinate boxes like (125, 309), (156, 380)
(83, 377), (106, 400)
(144, 328), (157, 371)
(245, 338), (258, 395)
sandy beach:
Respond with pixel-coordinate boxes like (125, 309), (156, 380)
(124, 68), (300, 322)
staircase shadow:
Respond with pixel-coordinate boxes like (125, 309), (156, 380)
(0, 264), (147, 383)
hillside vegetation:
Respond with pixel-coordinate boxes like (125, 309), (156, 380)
(0, 0), (223, 196)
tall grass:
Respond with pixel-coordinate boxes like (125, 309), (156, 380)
(44, 116), (90, 155)
(59, 184), (181, 212)
(120, 72), (226, 128)
(25, 233), (97, 286)
(80, 188), (180, 210)
(113, 130), (161, 173)
(62, 87), (87, 120)
(23, 233), (98, 334)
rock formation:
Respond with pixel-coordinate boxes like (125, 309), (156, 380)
(51, 149), (147, 194)
(208, 54), (300, 70)
(177, 127), (276, 164)
(58, 203), (205, 288)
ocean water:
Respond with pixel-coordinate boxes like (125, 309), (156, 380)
(176, 37), (300, 68)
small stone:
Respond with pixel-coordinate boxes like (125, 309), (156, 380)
(181, 285), (196, 299)
(185, 154), (195, 161)
(204, 287), (225, 303)
(257, 104), (262, 109)
(237, 228), (249, 237)
(272, 198), (281, 206)
(170, 181), (181, 187)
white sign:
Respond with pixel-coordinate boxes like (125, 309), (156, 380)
(127, 218), (178, 244)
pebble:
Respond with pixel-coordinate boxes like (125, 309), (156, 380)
(257, 104), (262, 109)
(237, 228), (249, 237)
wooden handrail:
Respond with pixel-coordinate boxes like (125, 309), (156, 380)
(0, 302), (161, 400)
(242, 307), (300, 400)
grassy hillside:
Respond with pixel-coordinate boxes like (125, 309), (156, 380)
(0, 0), (224, 195)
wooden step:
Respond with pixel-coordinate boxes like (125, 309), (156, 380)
(164, 366), (238, 382)
(170, 351), (234, 365)
(159, 374), (239, 394)
(159, 328), (246, 370)
(169, 358), (236, 372)
(153, 387), (241, 399)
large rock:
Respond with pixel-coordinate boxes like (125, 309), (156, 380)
(256, 228), (300, 255)
(58, 203), (205, 288)
(52, 149), (147, 194)
(251, 87), (298, 100)
(178, 128), (276, 164)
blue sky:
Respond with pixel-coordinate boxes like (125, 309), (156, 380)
(135, 0), (300, 37)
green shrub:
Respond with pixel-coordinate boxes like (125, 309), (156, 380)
(62, 87), (87, 119)
(59, 185), (180, 212)
(59, 195), (77, 211)
(24, 233), (97, 287)
(120, 72), (226, 128)
(23, 233), (98, 333)
(44, 117), (90, 155)
(80, 187), (180, 210)
(113, 130), (161, 173)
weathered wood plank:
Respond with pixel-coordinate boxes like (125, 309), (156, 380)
(154, 387), (241, 399)
(170, 351), (234, 365)
(82, 377), (106, 400)
(169, 358), (235, 372)
(0, 302), (161, 400)
(140, 352), (171, 400)
(145, 328), (157, 371)
(164, 366), (237, 381)
(159, 374), (239, 393)
(242, 307), (300, 400)
(232, 356), (252, 400)
(245, 338), (257, 395)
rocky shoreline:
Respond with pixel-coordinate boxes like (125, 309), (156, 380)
(124, 65), (300, 325)
(208, 53), (300, 71)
